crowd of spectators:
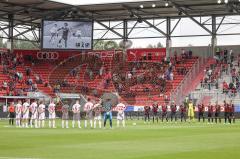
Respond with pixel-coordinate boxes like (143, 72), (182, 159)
(111, 51), (194, 99)
(0, 49), (195, 100)
(0, 52), (43, 96)
(222, 56), (240, 97)
(200, 64), (220, 90)
(200, 48), (240, 98)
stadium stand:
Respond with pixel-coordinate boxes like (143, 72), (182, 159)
(1, 49), (199, 106)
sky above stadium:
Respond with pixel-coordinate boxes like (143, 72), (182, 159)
(50, 0), (156, 5)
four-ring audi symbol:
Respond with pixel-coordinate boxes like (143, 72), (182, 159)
(37, 52), (59, 60)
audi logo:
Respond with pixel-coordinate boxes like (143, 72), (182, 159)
(37, 52), (59, 60)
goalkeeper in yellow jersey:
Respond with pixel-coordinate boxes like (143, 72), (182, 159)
(188, 99), (195, 122)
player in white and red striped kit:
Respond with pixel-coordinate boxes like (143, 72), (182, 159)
(22, 99), (30, 128)
(84, 98), (94, 128)
(93, 101), (102, 129)
(48, 100), (56, 128)
(15, 100), (22, 128)
(38, 101), (46, 128)
(72, 100), (81, 128)
(30, 99), (38, 128)
(116, 103), (126, 128)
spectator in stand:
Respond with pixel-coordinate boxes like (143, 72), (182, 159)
(132, 66), (136, 76)
(32, 83), (38, 92)
(26, 68), (31, 76)
(105, 71), (111, 86)
(231, 67), (236, 83)
(2, 81), (8, 90)
(70, 68), (76, 77)
(170, 72), (174, 81)
(99, 66), (105, 78)
(223, 49), (228, 64)
(27, 78), (33, 86)
(174, 51), (178, 63)
(35, 75), (40, 84)
(18, 54), (24, 65)
(3, 65), (8, 74)
(230, 50), (234, 63)
(44, 80), (49, 87)
(127, 72), (132, 80)
(89, 70), (93, 80)
(62, 79), (68, 87)
(223, 81), (229, 94)
(118, 83), (123, 93)
(188, 50), (193, 59)
(56, 84), (61, 92)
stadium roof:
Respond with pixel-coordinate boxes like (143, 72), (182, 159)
(0, 0), (239, 26)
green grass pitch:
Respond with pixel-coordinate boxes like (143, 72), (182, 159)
(0, 119), (239, 159)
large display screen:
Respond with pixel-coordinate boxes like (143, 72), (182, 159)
(42, 20), (93, 50)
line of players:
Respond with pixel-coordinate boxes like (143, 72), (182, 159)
(143, 100), (236, 124)
(12, 98), (126, 128)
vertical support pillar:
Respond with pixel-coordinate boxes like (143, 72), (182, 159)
(123, 20), (128, 61)
(8, 14), (14, 53)
(166, 17), (171, 58)
(211, 15), (217, 57)
(123, 20), (128, 42)
(38, 27), (41, 44)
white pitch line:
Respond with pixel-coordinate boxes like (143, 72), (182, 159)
(0, 157), (41, 159)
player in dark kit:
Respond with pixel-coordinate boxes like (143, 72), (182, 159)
(170, 102), (177, 122)
(215, 103), (221, 123)
(152, 103), (159, 123)
(224, 101), (230, 124)
(144, 106), (151, 123)
(58, 23), (70, 48)
(198, 104), (205, 122)
(229, 102), (235, 124)
(180, 105), (187, 122)
(208, 104), (214, 123)
(161, 104), (168, 122)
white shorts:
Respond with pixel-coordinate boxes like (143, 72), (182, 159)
(94, 115), (102, 121)
(39, 113), (45, 120)
(31, 113), (38, 120)
(49, 112), (56, 119)
(117, 113), (125, 121)
(16, 113), (22, 119)
(22, 113), (29, 119)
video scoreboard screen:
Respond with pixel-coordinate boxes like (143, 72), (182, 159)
(42, 20), (93, 50)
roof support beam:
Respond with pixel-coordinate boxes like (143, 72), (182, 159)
(216, 16), (225, 32)
(170, 1), (212, 35)
(122, 5), (167, 37)
(142, 19), (167, 37)
(32, 30), (39, 42)
(127, 21), (138, 37)
(0, 26), (9, 37)
(170, 18), (181, 34)
(96, 21), (124, 38)
(13, 28), (39, 47)
(13, 27), (36, 38)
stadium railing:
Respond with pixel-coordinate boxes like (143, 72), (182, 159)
(171, 57), (208, 105)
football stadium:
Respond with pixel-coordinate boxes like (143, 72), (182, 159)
(0, 0), (240, 158)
